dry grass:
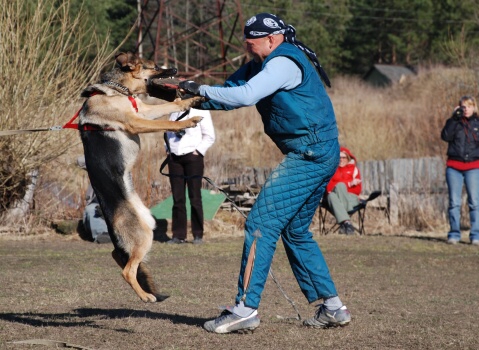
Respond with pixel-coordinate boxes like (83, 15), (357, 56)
(330, 66), (479, 160)
(0, 232), (478, 350)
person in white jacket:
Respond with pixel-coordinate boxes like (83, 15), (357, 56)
(164, 108), (215, 244)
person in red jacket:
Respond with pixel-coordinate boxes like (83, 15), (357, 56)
(325, 147), (362, 234)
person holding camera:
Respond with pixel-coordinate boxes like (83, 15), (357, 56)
(164, 108), (215, 245)
(441, 95), (479, 245)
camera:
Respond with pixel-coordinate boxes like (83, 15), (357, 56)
(453, 107), (463, 119)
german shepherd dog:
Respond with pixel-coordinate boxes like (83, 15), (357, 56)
(79, 52), (202, 302)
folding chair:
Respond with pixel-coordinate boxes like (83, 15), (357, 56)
(319, 190), (382, 235)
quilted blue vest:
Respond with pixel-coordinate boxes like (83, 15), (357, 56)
(257, 42), (338, 153)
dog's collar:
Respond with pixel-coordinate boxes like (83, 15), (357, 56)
(98, 81), (138, 112)
(101, 81), (131, 96)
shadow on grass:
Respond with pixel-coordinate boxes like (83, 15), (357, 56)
(404, 235), (474, 245)
(367, 232), (472, 245)
(401, 235), (449, 243)
(0, 308), (208, 332)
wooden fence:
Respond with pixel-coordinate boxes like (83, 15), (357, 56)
(357, 157), (448, 225)
(220, 157), (447, 193)
(217, 157), (450, 226)
(358, 156), (446, 195)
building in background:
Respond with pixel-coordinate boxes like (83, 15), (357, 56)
(363, 64), (416, 87)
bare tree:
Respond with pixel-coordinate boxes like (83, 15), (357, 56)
(0, 0), (112, 223)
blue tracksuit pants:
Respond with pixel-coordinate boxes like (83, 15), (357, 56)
(235, 139), (340, 309)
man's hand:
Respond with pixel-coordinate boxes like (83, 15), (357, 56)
(179, 80), (201, 95)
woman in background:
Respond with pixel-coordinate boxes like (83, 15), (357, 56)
(441, 95), (479, 245)
(324, 147), (362, 235)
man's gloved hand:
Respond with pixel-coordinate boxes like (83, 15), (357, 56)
(179, 80), (201, 95)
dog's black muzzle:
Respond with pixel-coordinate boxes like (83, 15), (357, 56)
(147, 71), (181, 101)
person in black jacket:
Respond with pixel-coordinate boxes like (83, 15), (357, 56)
(441, 95), (479, 245)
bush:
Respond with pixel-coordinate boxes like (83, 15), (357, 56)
(0, 0), (112, 221)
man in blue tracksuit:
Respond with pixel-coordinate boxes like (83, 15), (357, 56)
(180, 13), (351, 334)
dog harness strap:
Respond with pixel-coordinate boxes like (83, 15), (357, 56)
(79, 124), (115, 131)
(63, 92), (102, 130)
(62, 108), (82, 130)
(63, 92), (137, 131)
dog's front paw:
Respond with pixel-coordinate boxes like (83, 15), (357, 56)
(180, 116), (203, 129)
(178, 96), (205, 109)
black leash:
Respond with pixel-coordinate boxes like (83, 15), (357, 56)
(160, 110), (191, 178)
(207, 176), (302, 320)
(160, 109), (252, 214)
(202, 176), (302, 320)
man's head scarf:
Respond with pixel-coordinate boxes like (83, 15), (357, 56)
(244, 13), (331, 88)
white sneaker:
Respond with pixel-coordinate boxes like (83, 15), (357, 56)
(204, 309), (260, 334)
(447, 238), (459, 245)
(303, 304), (351, 328)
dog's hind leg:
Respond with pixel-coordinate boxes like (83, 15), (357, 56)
(112, 249), (169, 302)
(109, 197), (161, 302)
(112, 248), (127, 268)
(122, 248), (157, 303)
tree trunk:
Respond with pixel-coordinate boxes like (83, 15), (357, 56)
(3, 169), (38, 223)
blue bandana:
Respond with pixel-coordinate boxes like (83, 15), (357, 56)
(243, 13), (331, 88)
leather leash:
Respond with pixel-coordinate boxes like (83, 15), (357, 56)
(0, 92), (138, 136)
(159, 110), (191, 177)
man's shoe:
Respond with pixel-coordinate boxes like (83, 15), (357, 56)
(193, 237), (203, 245)
(338, 223), (347, 235)
(167, 237), (185, 244)
(447, 238), (459, 245)
(204, 309), (260, 334)
(303, 304), (351, 328)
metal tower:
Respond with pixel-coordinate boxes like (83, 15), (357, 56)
(136, 0), (247, 83)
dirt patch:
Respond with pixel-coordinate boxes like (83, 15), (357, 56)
(0, 229), (478, 350)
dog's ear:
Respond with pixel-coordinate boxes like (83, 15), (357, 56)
(115, 52), (128, 67)
(115, 52), (139, 71)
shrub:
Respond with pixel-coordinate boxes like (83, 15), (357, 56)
(0, 0), (111, 221)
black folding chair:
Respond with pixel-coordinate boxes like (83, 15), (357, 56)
(319, 190), (382, 235)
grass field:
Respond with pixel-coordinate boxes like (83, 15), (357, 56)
(1, 226), (478, 350)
